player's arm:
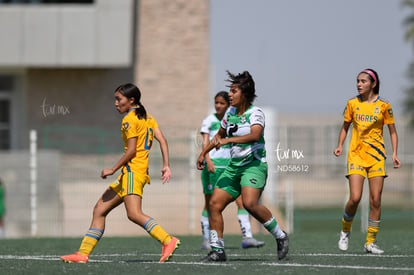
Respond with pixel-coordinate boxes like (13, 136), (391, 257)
(101, 137), (137, 179)
(219, 124), (263, 146)
(202, 133), (215, 173)
(154, 127), (172, 183)
(197, 127), (226, 170)
(387, 123), (401, 168)
(334, 121), (351, 157)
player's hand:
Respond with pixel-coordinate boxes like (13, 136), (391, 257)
(207, 161), (215, 173)
(393, 155), (401, 169)
(101, 168), (114, 179)
(333, 146), (342, 157)
(161, 166), (172, 184)
(197, 154), (205, 170)
(211, 136), (222, 149)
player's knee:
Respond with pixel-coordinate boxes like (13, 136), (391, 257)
(92, 204), (107, 218)
(370, 199), (381, 210)
(242, 199), (257, 213)
(209, 199), (225, 213)
(349, 196), (362, 206)
(126, 212), (141, 224)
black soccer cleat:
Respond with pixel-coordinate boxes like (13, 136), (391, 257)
(200, 249), (227, 262)
(276, 231), (289, 260)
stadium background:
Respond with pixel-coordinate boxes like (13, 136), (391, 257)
(0, 0), (413, 239)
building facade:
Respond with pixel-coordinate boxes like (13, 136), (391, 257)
(0, 0), (209, 151)
(0, 0), (211, 237)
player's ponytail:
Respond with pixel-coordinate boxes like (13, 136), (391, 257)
(135, 101), (147, 120)
(115, 83), (147, 119)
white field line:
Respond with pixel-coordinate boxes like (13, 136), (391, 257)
(141, 252), (414, 259)
(0, 253), (413, 272)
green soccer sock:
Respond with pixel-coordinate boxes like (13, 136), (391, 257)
(263, 217), (286, 239)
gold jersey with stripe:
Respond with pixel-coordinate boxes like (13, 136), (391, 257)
(121, 108), (158, 176)
(344, 95), (394, 167)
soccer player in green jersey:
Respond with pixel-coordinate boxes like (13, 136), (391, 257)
(334, 69), (401, 254)
(197, 71), (289, 262)
(200, 91), (264, 250)
(61, 83), (179, 263)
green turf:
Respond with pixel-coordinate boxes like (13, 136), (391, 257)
(294, 207), (414, 232)
(1, 230), (413, 275)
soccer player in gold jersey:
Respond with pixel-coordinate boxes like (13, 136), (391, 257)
(61, 83), (179, 263)
(334, 68), (401, 254)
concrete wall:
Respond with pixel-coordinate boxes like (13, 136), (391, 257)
(24, 68), (134, 150)
(135, 0), (210, 140)
(1, 0), (210, 151)
(0, 0), (133, 67)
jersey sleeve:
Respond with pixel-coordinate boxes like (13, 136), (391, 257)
(123, 114), (144, 139)
(343, 101), (353, 122)
(250, 108), (265, 127)
(383, 102), (395, 125)
(200, 115), (210, 134)
(147, 114), (159, 130)
(221, 109), (230, 130)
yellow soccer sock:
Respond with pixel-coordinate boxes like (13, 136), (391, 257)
(79, 228), (104, 255)
(341, 211), (354, 233)
(366, 220), (380, 245)
(342, 217), (353, 233)
(144, 218), (171, 245)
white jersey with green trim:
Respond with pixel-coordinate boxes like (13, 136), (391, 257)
(200, 113), (231, 168)
(221, 105), (266, 166)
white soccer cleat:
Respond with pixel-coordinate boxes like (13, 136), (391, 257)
(241, 237), (265, 249)
(364, 242), (384, 255)
(338, 231), (350, 251)
(201, 239), (211, 250)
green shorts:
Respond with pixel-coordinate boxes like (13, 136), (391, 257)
(201, 167), (225, 195)
(216, 160), (268, 199)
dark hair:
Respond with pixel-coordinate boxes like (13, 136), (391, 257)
(225, 70), (257, 104)
(214, 90), (230, 105)
(360, 68), (380, 95)
(115, 83), (147, 119)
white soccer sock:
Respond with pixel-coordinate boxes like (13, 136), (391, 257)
(209, 230), (224, 249)
(200, 215), (210, 240)
(263, 217), (286, 239)
(238, 213), (253, 238)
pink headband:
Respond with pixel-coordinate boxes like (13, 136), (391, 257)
(362, 69), (377, 83)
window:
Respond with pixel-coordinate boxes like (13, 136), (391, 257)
(0, 76), (13, 150)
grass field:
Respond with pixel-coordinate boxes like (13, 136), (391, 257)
(0, 208), (413, 274)
(1, 230), (414, 275)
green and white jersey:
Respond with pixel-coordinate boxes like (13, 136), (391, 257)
(221, 105), (266, 166)
(200, 113), (230, 168)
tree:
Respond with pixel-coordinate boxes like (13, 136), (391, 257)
(402, 0), (414, 126)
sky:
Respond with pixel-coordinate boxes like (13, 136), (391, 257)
(210, 0), (413, 116)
